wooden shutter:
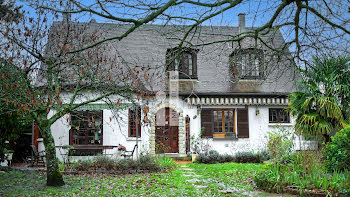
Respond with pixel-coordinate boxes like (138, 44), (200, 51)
(137, 107), (141, 137)
(237, 108), (249, 138)
(128, 108), (141, 137)
(128, 109), (134, 137)
(69, 129), (73, 145)
(192, 52), (197, 78)
(201, 108), (213, 138)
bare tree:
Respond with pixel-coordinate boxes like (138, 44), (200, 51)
(0, 3), (152, 186)
(39, 0), (349, 63)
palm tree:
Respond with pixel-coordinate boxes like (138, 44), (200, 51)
(288, 93), (346, 142)
(288, 56), (349, 142)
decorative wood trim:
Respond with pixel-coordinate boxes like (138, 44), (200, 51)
(187, 96), (289, 106)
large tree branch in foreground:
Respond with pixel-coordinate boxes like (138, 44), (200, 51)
(48, 87), (132, 124)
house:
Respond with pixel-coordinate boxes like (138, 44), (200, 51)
(35, 14), (315, 161)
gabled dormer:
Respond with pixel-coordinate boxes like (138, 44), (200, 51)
(166, 47), (198, 79)
(229, 48), (265, 80)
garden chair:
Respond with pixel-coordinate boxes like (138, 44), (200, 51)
(121, 144), (138, 159)
(30, 145), (46, 166)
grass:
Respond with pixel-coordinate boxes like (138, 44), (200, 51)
(188, 162), (264, 191)
(0, 162), (279, 196)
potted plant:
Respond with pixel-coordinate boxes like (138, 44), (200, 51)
(6, 149), (14, 161)
(117, 144), (126, 157)
(190, 135), (201, 162)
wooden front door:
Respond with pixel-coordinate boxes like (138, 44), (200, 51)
(155, 107), (179, 153)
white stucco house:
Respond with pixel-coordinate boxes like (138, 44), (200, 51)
(34, 14), (316, 161)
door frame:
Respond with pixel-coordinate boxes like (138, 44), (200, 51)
(150, 103), (185, 155)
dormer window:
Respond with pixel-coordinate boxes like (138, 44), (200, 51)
(166, 48), (198, 79)
(230, 48), (264, 79)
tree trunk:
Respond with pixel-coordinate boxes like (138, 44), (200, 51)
(40, 123), (65, 186)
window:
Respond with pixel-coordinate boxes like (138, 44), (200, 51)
(213, 109), (236, 137)
(70, 111), (103, 155)
(70, 111), (103, 145)
(129, 107), (141, 137)
(166, 48), (197, 79)
(201, 108), (249, 138)
(269, 108), (290, 123)
(230, 48), (264, 79)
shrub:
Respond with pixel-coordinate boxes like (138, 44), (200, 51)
(234, 152), (262, 163)
(208, 150), (220, 162)
(222, 154), (235, 163)
(195, 150), (262, 164)
(259, 150), (270, 161)
(75, 160), (92, 171)
(267, 127), (294, 163)
(68, 155), (162, 171)
(156, 156), (177, 170)
(324, 127), (350, 172)
(93, 155), (115, 170)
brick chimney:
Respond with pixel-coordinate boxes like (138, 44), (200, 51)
(62, 1), (71, 23)
(238, 13), (246, 34)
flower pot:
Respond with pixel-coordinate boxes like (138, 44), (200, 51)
(7, 153), (13, 161)
(192, 154), (198, 162)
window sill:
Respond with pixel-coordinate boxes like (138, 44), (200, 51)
(126, 137), (142, 141)
(212, 133), (237, 140)
(268, 123), (293, 127)
(169, 78), (198, 81)
(238, 79), (264, 82)
(213, 136), (238, 141)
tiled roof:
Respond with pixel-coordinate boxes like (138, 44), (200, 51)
(43, 22), (298, 95)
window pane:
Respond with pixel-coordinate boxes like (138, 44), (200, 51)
(242, 55), (247, 75)
(71, 111), (103, 145)
(254, 59), (259, 76)
(188, 53), (192, 76)
(228, 110), (234, 133)
(269, 108), (290, 123)
(218, 111), (222, 132)
(224, 111), (229, 133)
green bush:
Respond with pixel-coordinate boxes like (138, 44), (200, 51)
(234, 152), (262, 163)
(267, 127), (294, 163)
(196, 153), (214, 164)
(69, 155), (163, 171)
(254, 164), (285, 193)
(324, 127), (350, 172)
(259, 150), (270, 161)
(93, 155), (115, 170)
(195, 151), (262, 164)
(75, 160), (93, 171)
(156, 156), (177, 170)
(255, 151), (350, 196)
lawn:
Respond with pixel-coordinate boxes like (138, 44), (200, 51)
(0, 163), (285, 197)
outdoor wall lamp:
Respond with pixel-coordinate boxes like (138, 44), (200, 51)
(256, 105), (260, 115)
(197, 104), (202, 115)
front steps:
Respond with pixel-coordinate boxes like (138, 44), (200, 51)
(157, 153), (192, 161)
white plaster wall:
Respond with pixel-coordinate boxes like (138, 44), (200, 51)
(47, 108), (151, 161)
(193, 105), (297, 155)
(102, 109), (150, 156)
(47, 97), (316, 161)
